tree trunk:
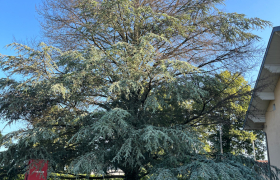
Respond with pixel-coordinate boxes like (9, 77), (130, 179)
(124, 170), (140, 180)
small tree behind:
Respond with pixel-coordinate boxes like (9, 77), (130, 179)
(195, 71), (266, 159)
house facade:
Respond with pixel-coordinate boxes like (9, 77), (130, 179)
(244, 26), (280, 169)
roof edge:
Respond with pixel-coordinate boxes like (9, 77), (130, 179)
(243, 26), (280, 130)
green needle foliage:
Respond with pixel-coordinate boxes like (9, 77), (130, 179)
(0, 0), (278, 179)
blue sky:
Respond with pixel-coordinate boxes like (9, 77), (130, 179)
(0, 0), (42, 136)
(0, 0), (41, 55)
(224, 0), (280, 40)
(0, 0), (279, 144)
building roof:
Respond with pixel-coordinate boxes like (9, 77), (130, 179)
(244, 26), (280, 130)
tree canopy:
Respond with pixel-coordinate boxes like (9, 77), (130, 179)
(0, 0), (278, 179)
(38, 0), (268, 71)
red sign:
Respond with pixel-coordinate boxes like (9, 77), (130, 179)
(24, 159), (48, 180)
